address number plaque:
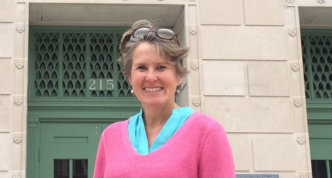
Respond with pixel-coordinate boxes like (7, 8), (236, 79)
(88, 79), (114, 91)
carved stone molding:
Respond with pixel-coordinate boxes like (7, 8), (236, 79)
(307, 108), (332, 112)
(13, 174), (21, 178)
(28, 106), (140, 110)
(300, 174), (308, 178)
(294, 99), (302, 107)
(14, 135), (22, 144)
(317, 0), (324, 3)
(192, 98), (201, 107)
(15, 61), (24, 69)
(190, 26), (197, 35)
(291, 63), (299, 71)
(14, 98), (23, 106)
(288, 29), (297, 37)
(297, 136), (306, 145)
(191, 61), (199, 70)
(16, 23), (24, 33)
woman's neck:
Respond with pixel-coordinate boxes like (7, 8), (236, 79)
(142, 103), (179, 128)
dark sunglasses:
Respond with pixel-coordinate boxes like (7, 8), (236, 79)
(132, 27), (178, 40)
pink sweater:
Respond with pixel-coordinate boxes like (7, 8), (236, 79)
(94, 112), (235, 178)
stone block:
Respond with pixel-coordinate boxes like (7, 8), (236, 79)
(0, 23), (14, 58)
(203, 97), (292, 133)
(200, 0), (241, 25)
(201, 26), (290, 60)
(0, 134), (10, 171)
(244, 0), (285, 26)
(0, 172), (10, 178)
(0, 95), (10, 132)
(228, 134), (250, 171)
(203, 61), (245, 96)
(15, 3), (26, 23)
(0, 59), (12, 94)
(0, 0), (15, 22)
(248, 62), (289, 96)
(252, 135), (296, 171)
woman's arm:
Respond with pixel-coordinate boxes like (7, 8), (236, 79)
(94, 134), (106, 178)
(199, 122), (235, 178)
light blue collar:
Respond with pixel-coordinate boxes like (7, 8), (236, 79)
(128, 107), (194, 155)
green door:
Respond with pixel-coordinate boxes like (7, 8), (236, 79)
(40, 123), (107, 178)
(27, 27), (140, 178)
(301, 30), (332, 177)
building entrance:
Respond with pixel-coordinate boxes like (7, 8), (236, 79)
(27, 26), (140, 178)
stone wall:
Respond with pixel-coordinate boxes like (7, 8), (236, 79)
(0, 0), (28, 177)
(198, 0), (311, 177)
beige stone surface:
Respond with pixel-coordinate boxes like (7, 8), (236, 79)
(200, 0), (241, 25)
(201, 26), (290, 60)
(203, 97), (292, 133)
(0, 23), (14, 58)
(0, 95), (11, 132)
(0, 172), (10, 178)
(286, 7), (296, 27)
(14, 27), (26, 59)
(0, 59), (12, 94)
(15, 3), (26, 23)
(291, 97), (307, 133)
(12, 133), (22, 171)
(248, 62), (290, 96)
(252, 135), (296, 171)
(202, 61), (245, 96)
(12, 96), (23, 132)
(295, 133), (312, 173)
(289, 63), (303, 96)
(244, 0), (285, 26)
(13, 59), (25, 95)
(0, 0), (15, 22)
(228, 134), (250, 171)
(0, 134), (10, 171)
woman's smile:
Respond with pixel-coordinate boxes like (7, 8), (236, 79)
(144, 87), (163, 92)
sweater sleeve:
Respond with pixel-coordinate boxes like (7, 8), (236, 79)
(198, 121), (235, 178)
(93, 133), (106, 178)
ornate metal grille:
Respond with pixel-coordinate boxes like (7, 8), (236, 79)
(302, 32), (332, 100)
(30, 28), (133, 98)
(35, 33), (59, 97)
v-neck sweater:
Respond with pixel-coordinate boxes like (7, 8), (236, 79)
(93, 112), (235, 178)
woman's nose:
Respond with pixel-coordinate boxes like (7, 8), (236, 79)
(145, 69), (158, 82)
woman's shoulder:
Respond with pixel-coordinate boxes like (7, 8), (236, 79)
(187, 112), (226, 136)
(190, 112), (223, 128)
(102, 119), (128, 135)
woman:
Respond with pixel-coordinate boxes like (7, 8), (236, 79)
(94, 20), (235, 178)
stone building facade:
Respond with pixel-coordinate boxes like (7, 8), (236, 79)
(1, 0), (331, 177)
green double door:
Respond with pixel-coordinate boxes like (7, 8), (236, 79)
(40, 122), (111, 178)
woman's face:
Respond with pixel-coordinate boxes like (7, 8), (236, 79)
(128, 42), (182, 108)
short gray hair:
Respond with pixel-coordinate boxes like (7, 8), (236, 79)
(118, 20), (189, 78)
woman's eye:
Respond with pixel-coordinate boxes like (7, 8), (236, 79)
(156, 66), (166, 70)
(137, 66), (146, 70)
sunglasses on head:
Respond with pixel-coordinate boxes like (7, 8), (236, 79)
(132, 27), (178, 40)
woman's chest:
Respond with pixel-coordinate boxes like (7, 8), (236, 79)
(104, 146), (198, 178)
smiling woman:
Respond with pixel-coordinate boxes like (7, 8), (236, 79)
(93, 20), (235, 178)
